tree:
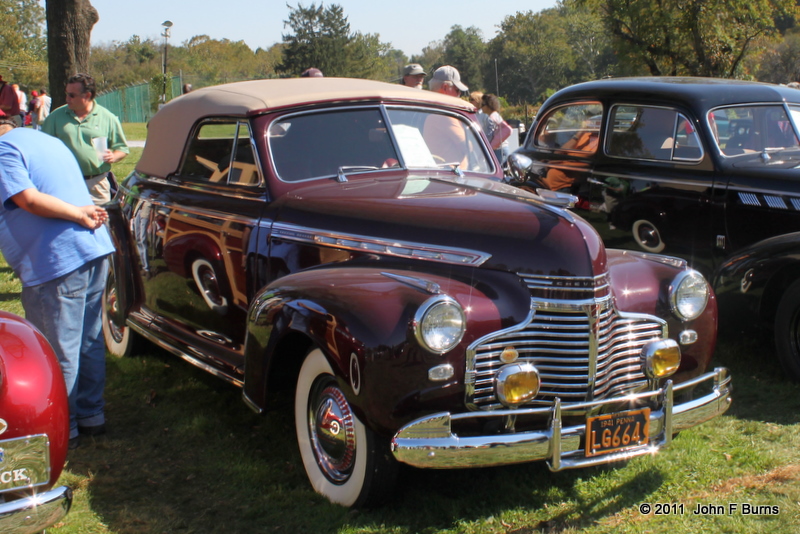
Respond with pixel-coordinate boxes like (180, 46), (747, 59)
(597, 0), (798, 77)
(488, 9), (574, 104)
(90, 36), (161, 92)
(0, 0), (48, 90)
(279, 3), (394, 79)
(279, 3), (351, 76)
(756, 31), (800, 83)
(46, 0), (99, 108)
(441, 25), (486, 91)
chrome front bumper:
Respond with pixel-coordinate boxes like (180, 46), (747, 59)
(391, 367), (732, 470)
(0, 486), (73, 534)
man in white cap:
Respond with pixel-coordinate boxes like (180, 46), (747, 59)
(429, 65), (468, 97)
(401, 63), (426, 89)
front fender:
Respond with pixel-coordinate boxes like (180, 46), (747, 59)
(243, 266), (531, 435)
(607, 250), (717, 382)
(0, 312), (70, 489)
(714, 233), (800, 328)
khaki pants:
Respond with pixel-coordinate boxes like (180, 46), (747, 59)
(85, 173), (111, 205)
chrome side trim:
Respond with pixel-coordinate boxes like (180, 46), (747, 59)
(392, 367), (732, 470)
(270, 222), (492, 266)
(128, 321), (244, 388)
(381, 272), (442, 294)
(0, 485), (72, 534)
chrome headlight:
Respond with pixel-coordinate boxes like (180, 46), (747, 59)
(669, 270), (709, 320)
(414, 296), (465, 354)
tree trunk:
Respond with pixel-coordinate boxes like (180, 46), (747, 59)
(46, 0), (99, 109)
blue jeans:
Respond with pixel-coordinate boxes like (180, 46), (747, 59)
(22, 256), (108, 439)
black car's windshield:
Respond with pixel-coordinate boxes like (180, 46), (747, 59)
(269, 106), (493, 182)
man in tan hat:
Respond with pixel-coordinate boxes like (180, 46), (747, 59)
(401, 63), (426, 89)
(423, 65), (470, 168)
(429, 65), (468, 97)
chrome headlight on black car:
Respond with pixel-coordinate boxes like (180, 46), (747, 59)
(669, 270), (710, 320)
(414, 295), (465, 354)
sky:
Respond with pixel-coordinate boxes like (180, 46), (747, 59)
(52, 0), (558, 58)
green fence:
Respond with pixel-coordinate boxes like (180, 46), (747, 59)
(97, 76), (183, 123)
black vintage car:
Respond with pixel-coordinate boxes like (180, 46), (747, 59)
(103, 78), (730, 507)
(507, 77), (800, 379)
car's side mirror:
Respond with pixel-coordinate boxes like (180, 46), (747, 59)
(505, 152), (533, 183)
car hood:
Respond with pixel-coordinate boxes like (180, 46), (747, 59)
(271, 174), (606, 277)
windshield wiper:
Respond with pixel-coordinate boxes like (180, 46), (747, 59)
(336, 165), (380, 182)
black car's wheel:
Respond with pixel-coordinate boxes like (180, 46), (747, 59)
(191, 258), (229, 314)
(102, 265), (139, 358)
(294, 348), (397, 507)
(775, 280), (800, 381)
(632, 218), (665, 253)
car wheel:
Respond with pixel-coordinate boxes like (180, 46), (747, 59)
(632, 218), (665, 253)
(294, 348), (397, 507)
(191, 258), (229, 314)
(775, 280), (800, 381)
(102, 264), (139, 358)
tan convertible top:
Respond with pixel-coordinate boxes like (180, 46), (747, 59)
(136, 77), (475, 177)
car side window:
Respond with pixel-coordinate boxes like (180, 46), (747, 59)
(533, 103), (602, 152)
(606, 105), (702, 163)
(710, 105), (800, 156)
(179, 120), (260, 186)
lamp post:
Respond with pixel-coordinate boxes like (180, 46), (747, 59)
(161, 20), (173, 105)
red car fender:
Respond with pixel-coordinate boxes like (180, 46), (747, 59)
(0, 311), (70, 487)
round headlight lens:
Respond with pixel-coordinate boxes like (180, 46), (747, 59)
(670, 270), (709, 320)
(415, 296), (465, 354)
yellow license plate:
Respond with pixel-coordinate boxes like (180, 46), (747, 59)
(585, 408), (650, 458)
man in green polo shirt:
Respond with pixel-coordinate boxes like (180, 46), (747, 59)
(42, 73), (129, 205)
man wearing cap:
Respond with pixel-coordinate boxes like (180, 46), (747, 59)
(0, 75), (21, 127)
(401, 64), (426, 89)
(424, 65), (470, 168)
(428, 65), (468, 97)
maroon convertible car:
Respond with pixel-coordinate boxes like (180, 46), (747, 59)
(103, 78), (732, 507)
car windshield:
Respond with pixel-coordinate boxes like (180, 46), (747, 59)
(269, 106), (494, 182)
(709, 105), (800, 156)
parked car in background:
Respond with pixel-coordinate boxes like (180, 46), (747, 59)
(0, 311), (72, 532)
(103, 78), (731, 508)
(713, 232), (800, 379)
(507, 77), (800, 380)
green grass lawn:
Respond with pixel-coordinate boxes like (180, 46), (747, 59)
(2, 143), (798, 532)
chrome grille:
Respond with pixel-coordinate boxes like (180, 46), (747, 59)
(466, 280), (666, 410)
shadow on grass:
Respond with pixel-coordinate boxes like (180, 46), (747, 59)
(58, 345), (674, 534)
(711, 326), (800, 425)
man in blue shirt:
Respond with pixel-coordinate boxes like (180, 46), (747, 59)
(0, 119), (115, 449)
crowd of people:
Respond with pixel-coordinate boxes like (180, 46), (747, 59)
(403, 63), (513, 164)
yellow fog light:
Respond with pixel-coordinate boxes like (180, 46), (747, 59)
(642, 339), (681, 379)
(495, 363), (540, 407)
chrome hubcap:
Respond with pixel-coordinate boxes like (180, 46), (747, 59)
(308, 380), (356, 484)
